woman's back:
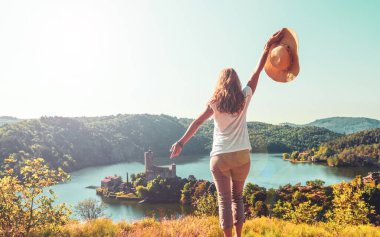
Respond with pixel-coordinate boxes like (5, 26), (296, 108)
(209, 85), (253, 157)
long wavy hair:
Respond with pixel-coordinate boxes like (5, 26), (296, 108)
(209, 68), (245, 114)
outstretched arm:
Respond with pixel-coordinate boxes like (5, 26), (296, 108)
(170, 105), (213, 158)
(247, 29), (285, 94)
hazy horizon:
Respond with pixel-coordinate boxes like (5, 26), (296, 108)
(1, 1), (379, 124)
(2, 113), (380, 126)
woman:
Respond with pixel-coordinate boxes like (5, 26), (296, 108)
(170, 29), (284, 237)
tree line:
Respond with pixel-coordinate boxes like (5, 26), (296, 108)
(127, 171), (380, 227)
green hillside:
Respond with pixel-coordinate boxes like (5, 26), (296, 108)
(0, 114), (341, 172)
(247, 122), (340, 153)
(0, 115), (206, 172)
(317, 128), (380, 167)
(289, 129), (380, 167)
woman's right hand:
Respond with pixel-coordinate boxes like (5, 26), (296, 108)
(170, 142), (183, 159)
(248, 28), (286, 92)
(264, 28), (285, 51)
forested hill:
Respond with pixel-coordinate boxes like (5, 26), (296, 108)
(0, 114), (340, 172)
(291, 129), (380, 167)
(0, 116), (20, 127)
(323, 128), (380, 149)
(247, 122), (340, 152)
(281, 117), (380, 134)
(0, 115), (207, 172)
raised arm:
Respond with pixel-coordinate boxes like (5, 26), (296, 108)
(170, 105), (213, 158)
(247, 29), (285, 94)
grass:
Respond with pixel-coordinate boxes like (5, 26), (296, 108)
(31, 216), (380, 237)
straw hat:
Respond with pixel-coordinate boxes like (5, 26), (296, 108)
(264, 28), (300, 83)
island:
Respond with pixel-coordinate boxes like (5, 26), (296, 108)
(96, 150), (177, 202)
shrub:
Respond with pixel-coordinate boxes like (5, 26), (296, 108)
(74, 198), (107, 221)
(194, 192), (218, 217)
(0, 157), (71, 236)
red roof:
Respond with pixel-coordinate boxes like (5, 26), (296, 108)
(105, 176), (119, 179)
(102, 176), (120, 183)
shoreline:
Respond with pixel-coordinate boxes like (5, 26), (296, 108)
(283, 158), (312, 163)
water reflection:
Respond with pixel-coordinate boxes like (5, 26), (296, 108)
(101, 197), (193, 221)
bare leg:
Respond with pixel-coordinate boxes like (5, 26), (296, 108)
(223, 227), (233, 237)
(234, 223), (243, 237)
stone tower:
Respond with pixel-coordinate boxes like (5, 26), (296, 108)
(171, 163), (176, 176)
(144, 150), (153, 172)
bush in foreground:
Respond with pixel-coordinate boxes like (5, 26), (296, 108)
(0, 157), (71, 236)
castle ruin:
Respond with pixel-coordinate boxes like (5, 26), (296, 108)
(145, 150), (176, 181)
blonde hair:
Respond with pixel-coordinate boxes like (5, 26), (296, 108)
(209, 68), (245, 114)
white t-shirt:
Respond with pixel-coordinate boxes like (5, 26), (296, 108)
(209, 85), (253, 157)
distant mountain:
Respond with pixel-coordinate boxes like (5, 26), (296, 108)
(307, 117), (380, 134)
(0, 116), (20, 127)
(281, 117), (380, 134)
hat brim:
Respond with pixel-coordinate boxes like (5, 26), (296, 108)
(264, 28), (300, 83)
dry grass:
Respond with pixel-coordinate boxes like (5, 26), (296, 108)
(31, 216), (380, 237)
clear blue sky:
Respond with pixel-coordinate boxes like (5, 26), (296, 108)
(1, 0), (379, 124)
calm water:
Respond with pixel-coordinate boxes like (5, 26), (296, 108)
(51, 153), (376, 222)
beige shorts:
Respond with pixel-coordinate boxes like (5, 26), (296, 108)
(210, 149), (250, 181)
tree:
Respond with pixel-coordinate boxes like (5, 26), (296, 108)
(273, 200), (322, 224)
(290, 151), (299, 160)
(253, 201), (269, 217)
(135, 185), (149, 198)
(136, 176), (187, 202)
(187, 175), (196, 182)
(130, 173), (136, 182)
(133, 177), (147, 187)
(194, 192), (218, 216)
(74, 198), (107, 221)
(132, 173), (147, 187)
(243, 183), (268, 218)
(0, 157), (71, 236)
(180, 182), (192, 205)
(306, 179), (326, 187)
(282, 153), (290, 160)
(325, 180), (374, 226)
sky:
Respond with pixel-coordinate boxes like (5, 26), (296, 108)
(0, 0), (379, 124)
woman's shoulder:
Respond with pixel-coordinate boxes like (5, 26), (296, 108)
(242, 85), (253, 97)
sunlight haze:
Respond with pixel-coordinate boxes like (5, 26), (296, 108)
(1, 0), (379, 124)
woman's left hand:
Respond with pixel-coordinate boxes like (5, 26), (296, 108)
(170, 142), (183, 159)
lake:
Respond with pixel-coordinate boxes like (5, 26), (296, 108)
(51, 153), (376, 222)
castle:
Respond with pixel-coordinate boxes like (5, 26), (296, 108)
(145, 150), (176, 181)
